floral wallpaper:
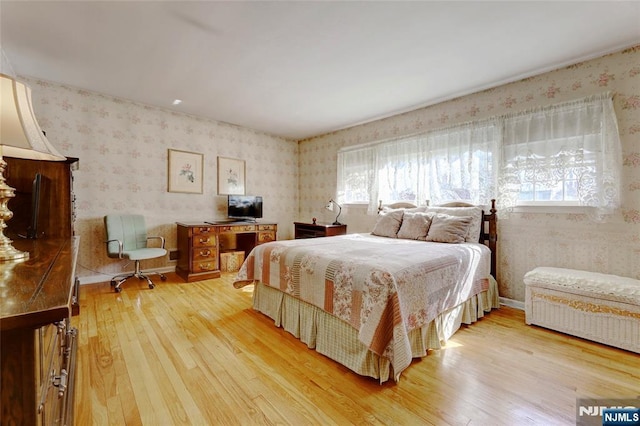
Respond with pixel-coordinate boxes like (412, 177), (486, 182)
(24, 78), (299, 283)
(21, 45), (640, 301)
(300, 46), (640, 302)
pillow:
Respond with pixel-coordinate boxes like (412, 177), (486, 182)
(397, 211), (434, 240)
(425, 213), (473, 244)
(371, 209), (404, 238)
(425, 206), (483, 243)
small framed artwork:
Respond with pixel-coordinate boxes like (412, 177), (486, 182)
(217, 156), (246, 195)
(167, 149), (204, 194)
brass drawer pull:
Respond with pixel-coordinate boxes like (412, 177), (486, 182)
(200, 249), (211, 257)
(199, 237), (210, 244)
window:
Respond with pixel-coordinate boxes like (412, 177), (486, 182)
(337, 123), (498, 213)
(499, 94), (621, 216)
(337, 93), (621, 218)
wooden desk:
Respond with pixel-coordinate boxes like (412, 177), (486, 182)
(294, 222), (347, 239)
(176, 222), (277, 282)
(1, 237), (79, 426)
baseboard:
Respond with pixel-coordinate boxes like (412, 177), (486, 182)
(500, 297), (524, 310)
(77, 266), (176, 285)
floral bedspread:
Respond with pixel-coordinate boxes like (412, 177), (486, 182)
(233, 233), (490, 378)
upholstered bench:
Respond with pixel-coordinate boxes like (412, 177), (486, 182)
(524, 267), (640, 353)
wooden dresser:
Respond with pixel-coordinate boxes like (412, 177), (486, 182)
(294, 222), (347, 239)
(176, 222), (277, 282)
(1, 237), (80, 426)
(2, 156), (80, 425)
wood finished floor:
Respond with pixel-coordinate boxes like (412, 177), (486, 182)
(74, 272), (639, 425)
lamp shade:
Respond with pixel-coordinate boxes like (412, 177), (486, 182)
(325, 198), (342, 225)
(0, 73), (65, 161)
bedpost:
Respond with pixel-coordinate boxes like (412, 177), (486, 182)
(489, 199), (497, 279)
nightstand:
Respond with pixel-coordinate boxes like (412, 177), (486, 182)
(294, 222), (347, 239)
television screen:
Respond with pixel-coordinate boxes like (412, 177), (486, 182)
(228, 195), (263, 221)
(19, 172), (48, 239)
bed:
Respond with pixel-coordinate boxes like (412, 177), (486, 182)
(233, 200), (499, 383)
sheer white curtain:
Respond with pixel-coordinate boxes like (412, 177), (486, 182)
(337, 145), (377, 212)
(498, 93), (621, 218)
(337, 122), (499, 213)
(419, 122), (498, 206)
(374, 137), (421, 211)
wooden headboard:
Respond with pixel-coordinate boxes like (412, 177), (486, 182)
(378, 199), (498, 278)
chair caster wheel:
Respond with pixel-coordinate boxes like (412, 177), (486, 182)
(148, 283), (155, 289)
(115, 287), (122, 293)
(110, 280), (116, 287)
(160, 275), (167, 281)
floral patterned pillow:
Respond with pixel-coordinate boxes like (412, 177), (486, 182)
(397, 211), (434, 240)
(425, 213), (473, 243)
(371, 209), (404, 238)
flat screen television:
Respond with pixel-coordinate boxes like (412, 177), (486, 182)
(20, 172), (48, 239)
(228, 195), (263, 221)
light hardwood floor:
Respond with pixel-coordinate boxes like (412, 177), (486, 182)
(74, 272), (639, 425)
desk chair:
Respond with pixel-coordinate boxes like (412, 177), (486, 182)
(104, 214), (167, 292)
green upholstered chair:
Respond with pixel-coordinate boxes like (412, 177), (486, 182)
(104, 214), (167, 292)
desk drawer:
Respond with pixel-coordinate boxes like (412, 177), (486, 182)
(192, 226), (215, 236)
(192, 234), (216, 248)
(220, 224), (257, 233)
(258, 224), (277, 231)
(192, 259), (218, 272)
(258, 232), (276, 243)
(192, 247), (217, 261)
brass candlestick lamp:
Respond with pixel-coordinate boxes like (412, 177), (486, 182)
(0, 74), (65, 262)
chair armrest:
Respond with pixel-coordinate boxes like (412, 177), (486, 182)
(147, 236), (166, 249)
(105, 239), (124, 258)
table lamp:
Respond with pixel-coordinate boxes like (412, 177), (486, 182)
(325, 198), (342, 225)
(0, 73), (65, 262)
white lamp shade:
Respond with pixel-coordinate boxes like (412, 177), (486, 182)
(0, 73), (65, 161)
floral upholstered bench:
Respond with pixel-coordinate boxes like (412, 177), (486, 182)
(524, 267), (640, 353)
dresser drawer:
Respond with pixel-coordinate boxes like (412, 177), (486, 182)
(258, 224), (277, 231)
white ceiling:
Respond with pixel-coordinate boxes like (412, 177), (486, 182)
(1, 1), (639, 140)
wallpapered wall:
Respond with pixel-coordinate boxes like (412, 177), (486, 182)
(300, 46), (640, 302)
(20, 46), (640, 299)
(23, 78), (299, 283)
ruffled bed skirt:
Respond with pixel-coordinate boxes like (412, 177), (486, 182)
(252, 276), (500, 383)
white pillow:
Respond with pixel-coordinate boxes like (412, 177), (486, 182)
(425, 213), (473, 244)
(371, 209), (404, 238)
(397, 211), (434, 240)
(425, 206), (483, 242)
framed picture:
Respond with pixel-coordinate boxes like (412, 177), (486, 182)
(217, 156), (245, 195)
(167, 149), (204, 194)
